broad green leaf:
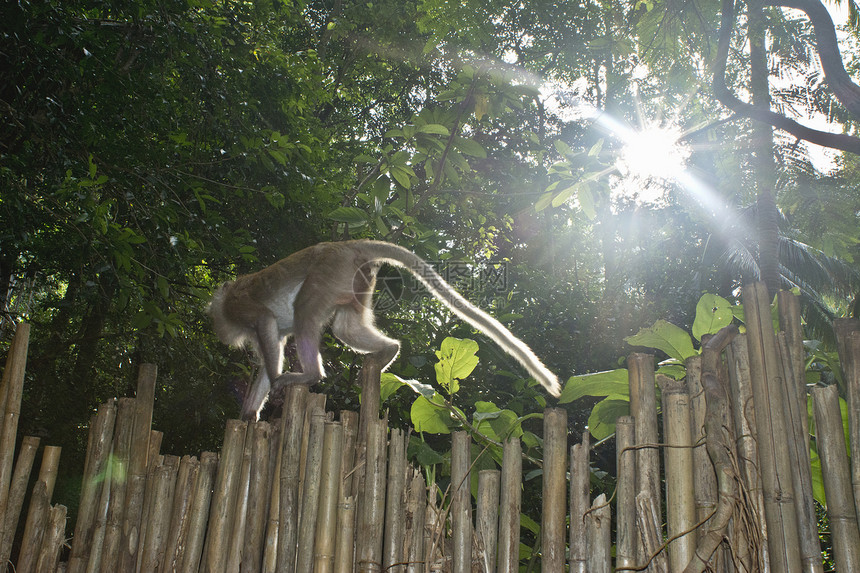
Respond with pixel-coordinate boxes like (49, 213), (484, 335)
(434, 337), (479, 395)
(473, 401), (523, 440)
(328, 207), (368, 225)
(588, 397), (631, 440)
(692, 293), (734, 341)
(535, 191), (554, 212)
(454, 137), (487, 158)
(551, 184), (576, 208)
(389, 165), (413, 189)
(418, 123), (450, 136)
(625, 320), (697, 362)
(410, 393), (454, 434)
(559, 369), (629, 404)
(380, 372), (407, 402)
(578, 185), (597, 219)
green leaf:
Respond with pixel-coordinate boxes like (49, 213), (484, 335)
(559, 369), (629, 404)
(535, 191), (554, 212)
(380, 372), (407, 402)
(389, 165), (414, 189)
(328, 207), (368, 225)
(410, 393), (454, 434)
(692, 293), (734, 341)
(454, 137), (487, 158)
(578, 185), (597, 219)
(434, 337), (479, 395)
(588, 397), (630, 440)
(418, 123), (451, 136)
(472, 401), (523, 440)
(625, 320), (697, 361)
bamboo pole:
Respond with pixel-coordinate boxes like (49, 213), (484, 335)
(659, 375), (696, 571)
(404, 471), (426, 573)
(357, 416), (387, 573)
(98, 397), (134, 573)
(476, 469), (499, 573)
(743, 283), (802, 572)
(569, 429), (589, 573)
(635, 493), (668, 573)
(0, 322), (28, 573)
(339, 411), (359, 499)
(35, 504), (66, 573)
(275, 384), (310, 572)
(684, 356), (717, 534)
(0, 435), (38, 566)
(542, 408), (567, 570)
(226, 423), (257, 572)
(358, 354), (384, 447)
(16, 480), (48, 573)
(164, 455), (200, 573)
(451, 431), (471, 573)
(497, 437), (522, 573)
(811, 384), (860, 571)
(180, 451), (218, 573)
(296, 404), (327, 573)
(203, 419), (247, 572)
(314, 421), (344, 573)
(628, 352), (661, 565)
(86, 440), (113, 573)
(615, 416), (636, 570)
(261, 420), (282, 573)
(383, 428), (407, 573)
(241, 421), (274, 573)
(586, 494), (610, 573)
(847, 332), (860, 526)
(119, 364), (157, 572)
(139, 455), (179, 572)
(68, 400), (117, 573)
(334, 496), (356, 573)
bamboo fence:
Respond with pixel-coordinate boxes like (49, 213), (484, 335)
(0, 284), (858, 571)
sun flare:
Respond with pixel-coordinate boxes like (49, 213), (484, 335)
(617, 125), (691, 184)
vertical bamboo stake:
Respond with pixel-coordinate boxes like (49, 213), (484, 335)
(847, 333), (860, 525)
(180, 451), (218, 573)
(585, 494), (610, 573)
(276, 383), (310, 572)
(451, 431), (472, 573)
(263, 418), (283, 573)
(17, 445), (61, 573)
(615, 416), (636, 570)
(339, 411), (359, 499)
(99, 397), (134, 573)
(383, 429), (407, 573)
(635, 493), (668, 573)
(811, 384), (860, 571)
(203, 419), (247, 572)
(0, 435), (38, 565)
(743, 283), (802, 572)
(15, 480), (48, 573)
(163, 455), (200, 573)
(569, 429), (589, 573)
(497, 437), (521, 573)
(226, 424), (256, 572)
(314, 421), (344, 573)
(0, 322), (28, 573)
(404, 471), (426, 573)
(68, 399), (117, 573)
(34, 504), (66, 573)
(476, 469), (499, 573)
(139, 455), (179, 572)
(86, 438), (113, 573)
(685, 356), (717, 533)
(120, 364), (157, 572)
(542, 408), (567, 570)
(334, 496), (356, 573)
(628, 352), (661, 564)
(659, 375), (696, 571)
(358, 355), (384, 450)
(241, 421), (274, 573)
(357, 416), (387, 573)
(295, 404), (327, 573)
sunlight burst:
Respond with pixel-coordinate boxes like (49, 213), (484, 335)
(616, 125), (691, 184)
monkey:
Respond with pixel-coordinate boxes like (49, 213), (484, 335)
(208, 239), (562, 420)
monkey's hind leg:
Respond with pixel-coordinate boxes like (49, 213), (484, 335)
(331, 306), (401, 370)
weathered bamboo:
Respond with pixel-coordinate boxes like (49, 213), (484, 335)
(383, 428), (407, 573)
(180, 451), (218, 573)
(635, 493), (668, 573)
(778, 293), (809, 440)
(139, 455), (179, 572)
(615, 416), (636, 570)
(404, 471), (426, 573)
(0, 435), (38, 566)
(847, 332), (860, 526)
(628, 352), (661, 566)
(119, 364), (157, 572)
(586, 494), (610, 573)
(263, 417), (283, 573)
(203, 419), (247, 572)
(358, 354), (384, 447)
(451, 431), (472, 573)
(225, 426), (255, 572)
(137, 444), (163, 571)
(0, 322), (29, 573)
(542, 407), (567, 570)
(497, 437), (521, 573)
(684, 356), (717, 536)
(314, 420), (344, 573)
(98, 397), (134, 573)
(163, 455), (200, 573)
(833, 317), (859, 383)
(296, 404), (327, 573)
(811, 384), (860, 571)
(16, 480), (48, 573)
(334, 496), (356, 573)
(743, 283), (802, 572)
(357, 416), (387, 573)
(276, 384), (310, 572)
(38, 445), (61, 500)
(241, 421), (274, 573)
(777, 331), (824, 573)
(85, 439), (112, 573)
(339, 410), (359, 499)
(476, 469), (499, 573)
(35, 504), (66, 573)
(68, 399), (117, 573)
(569, 429), (589, 573)
(659, 375), (696, 571)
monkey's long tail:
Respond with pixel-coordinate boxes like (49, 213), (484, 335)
(371, 242), (562, 397)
